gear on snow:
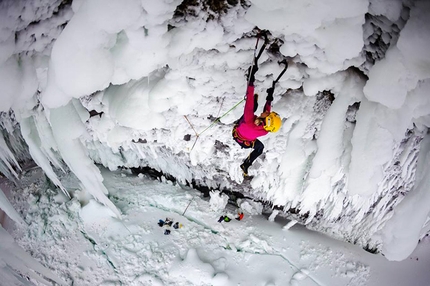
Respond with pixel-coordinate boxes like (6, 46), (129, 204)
(218, 215), (231, 223)
(235, 212), (244, 221)
(158, 218), (183, 235)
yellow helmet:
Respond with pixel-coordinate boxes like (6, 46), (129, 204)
(264, 112), (282, 132)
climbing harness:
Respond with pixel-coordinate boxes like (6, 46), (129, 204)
(232, 124), (255, 147)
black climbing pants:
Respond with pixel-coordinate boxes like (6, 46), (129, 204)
(238, 139), (264, 165)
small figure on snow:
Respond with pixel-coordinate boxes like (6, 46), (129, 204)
(235, 212), (244, 221)
(158, 218), (174, 227)
(164, 218), (173, 227)
(158, 218), (182, 235)
(218, 215), (231, 223)
(232, 45), (284, 177)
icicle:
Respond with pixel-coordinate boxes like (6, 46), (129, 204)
(49, 100), (121, 218)
(20, 116), (70, 199)
(0, 226), (67, 285)
(0, 187), (26, 225)
(0, 131), (21, 183)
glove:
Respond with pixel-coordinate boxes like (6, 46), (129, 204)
(261, 30), (269, 44)
(250, 64), (258, 76)
(249, 74), (255, 84)
(248, 63), (258, 84)
(266, 87), (274, 101)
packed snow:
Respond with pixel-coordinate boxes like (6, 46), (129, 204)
(0, 0), (430, 284)
(3, 168), (430, 285)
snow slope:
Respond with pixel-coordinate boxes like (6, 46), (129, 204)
(7, 168), (430, 286)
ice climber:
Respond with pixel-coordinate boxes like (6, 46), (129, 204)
(232, 59), (282, 176)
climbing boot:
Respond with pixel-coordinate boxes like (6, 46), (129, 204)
(240, 161), (251, 176)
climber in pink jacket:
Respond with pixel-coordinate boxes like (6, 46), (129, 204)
(232, 61), (282, 176)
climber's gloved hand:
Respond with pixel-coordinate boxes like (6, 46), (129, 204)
(250, 63), (258, 76)
(266, 87), (274, 101)
(248, 59), (258, 84)
(260, 30), (269, 44)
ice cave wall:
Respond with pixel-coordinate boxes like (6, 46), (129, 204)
(0, 0), (429, 260)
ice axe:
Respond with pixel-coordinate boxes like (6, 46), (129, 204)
(272, 59), (288, 88)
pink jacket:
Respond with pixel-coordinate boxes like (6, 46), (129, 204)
(236, 85), (271, 141)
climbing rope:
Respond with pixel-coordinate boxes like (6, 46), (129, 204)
(184, 98), (245, 151)
(184, 29), (269, 151)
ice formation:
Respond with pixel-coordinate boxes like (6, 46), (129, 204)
(0, 0), (429, 269)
